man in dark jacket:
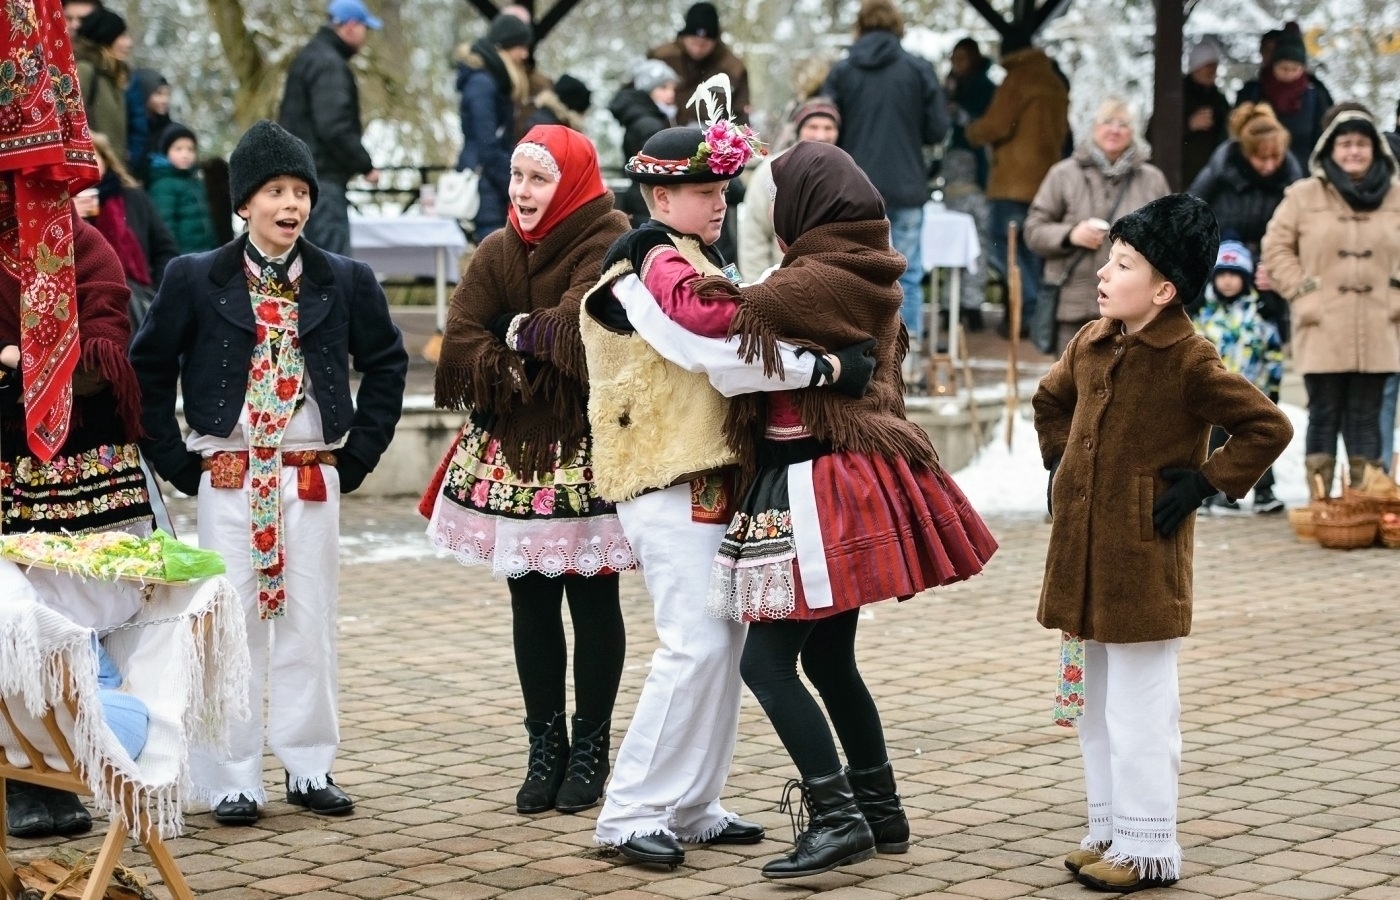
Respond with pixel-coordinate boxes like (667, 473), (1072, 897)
(822, 0), (947, 349)
(648, 3), (750, 125)
(277, 0), (382, 255)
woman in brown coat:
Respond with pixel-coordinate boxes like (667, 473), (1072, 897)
(1024, 97), (1171, 353)
(1262, 105), (1400, 496)
(425, 125), (635, 816)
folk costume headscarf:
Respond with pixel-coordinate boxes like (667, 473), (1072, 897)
(506, 124), (607, 245)
(688, 142), (934, 487)
(0, 0), (99, 461)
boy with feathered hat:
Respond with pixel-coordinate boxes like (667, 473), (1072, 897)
(579, 82), (873, 867)
(1033, 194), (1292, 892)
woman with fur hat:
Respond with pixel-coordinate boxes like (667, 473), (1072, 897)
(1035, 193), (1292, 892)
(1262, 104), (1400, 499)
(455, 13), (534, 239)
(73, 6), (132, 162)
(130, 119), (408, 827)
(426, 125), (635, 817)
(1024, 96), (1171, 354)
(618, 141), (998, 878)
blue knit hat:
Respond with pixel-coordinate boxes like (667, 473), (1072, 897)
(1213, 239), (1254, 281)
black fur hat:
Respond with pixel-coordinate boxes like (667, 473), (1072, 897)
(554, 74), (591, 114)
(228, 120), (319, 211)
(625, 126), (732, 184)
(1109, 193), (1219, 303)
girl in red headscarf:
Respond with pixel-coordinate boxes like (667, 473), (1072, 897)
(426, 124), (635, 816)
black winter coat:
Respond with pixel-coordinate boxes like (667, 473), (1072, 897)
(130, 236), (408, 483)
(1187, 140), (1304, 250)
(608, 87), (672, 227)
(822, 29), (948, 209)
(122, 186), (178, 288)
(277, 27), (374, 183)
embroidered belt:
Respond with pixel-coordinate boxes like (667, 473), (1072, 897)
(201, 450), (338, 501)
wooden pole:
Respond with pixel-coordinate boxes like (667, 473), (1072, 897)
(1004, 221), (1022, 449)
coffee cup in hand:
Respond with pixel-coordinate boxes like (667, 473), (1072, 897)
(74, 187), (99, 219)
(1087, 217), (1110, 234)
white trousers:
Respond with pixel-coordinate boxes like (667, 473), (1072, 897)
(1078, 638), (1183, 881)
(594, 484), (745, 844)
(188, 466), (342, 805)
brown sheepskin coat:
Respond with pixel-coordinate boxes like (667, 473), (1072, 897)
(435, 193), (628, 478)
(1033, 309), (1293, 643)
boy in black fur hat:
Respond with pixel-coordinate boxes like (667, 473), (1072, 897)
(130, 119), (408, 828)
(1033, 193), (1292, 892)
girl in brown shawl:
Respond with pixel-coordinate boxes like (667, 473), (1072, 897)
(645, 141), (998, 878)
(425, 125), (634, 817)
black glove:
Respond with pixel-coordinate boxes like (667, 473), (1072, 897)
(337, 455), (370, 494)
(487, 312), (516, 343)
(167, 452), (204, 497)
(1046, 456), (1060, 517)
(602, 227), (674, 275)
(830, 338), (877, 398)
(1152, 467), (1215, 537)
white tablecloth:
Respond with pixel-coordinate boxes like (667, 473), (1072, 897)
(349, 214), (468, 330)
(918, 203), (981, 364)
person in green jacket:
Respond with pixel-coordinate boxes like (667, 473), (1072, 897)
(146, 123), (218, 255)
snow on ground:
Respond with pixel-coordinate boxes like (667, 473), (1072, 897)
(956, 402), (1314, 515)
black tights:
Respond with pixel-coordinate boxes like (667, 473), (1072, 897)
(740, 609), (887, 780)
(509, 572), (625, 724)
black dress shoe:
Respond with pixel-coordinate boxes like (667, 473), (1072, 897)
(40, 787), (93, 836)
(286, 775), (354, 816)
(706, 817), (765, 845)
(212, 794), (259, 826)
(618, 832), (684, 868)
(5, 781), (55, 838)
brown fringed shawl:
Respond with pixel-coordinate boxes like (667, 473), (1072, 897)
(434, 192), (628, 479)
(692, 218), (939, 480)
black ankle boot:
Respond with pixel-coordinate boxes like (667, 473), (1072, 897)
(5, 780), (55, 838)
(516, 713), (568, 814)
(555, 717), (610, 813)
(761, 770), (875, 879)
(847, 762), (909, 853)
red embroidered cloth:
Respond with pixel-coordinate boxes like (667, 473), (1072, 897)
(0, 1), (99, 461)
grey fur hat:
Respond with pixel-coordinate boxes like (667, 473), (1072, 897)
(1109, 193), (1219, 303)
(229, 120), (319, 212)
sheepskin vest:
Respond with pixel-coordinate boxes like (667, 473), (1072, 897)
(580, 235), (737, 502)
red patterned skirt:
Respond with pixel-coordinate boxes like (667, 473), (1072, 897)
(707, 451), (997, 622)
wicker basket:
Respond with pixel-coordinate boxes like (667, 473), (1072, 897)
(1313, 504), (1378, 550)
(1287, 506), (1316, 542)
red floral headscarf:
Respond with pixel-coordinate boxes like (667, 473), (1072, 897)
(506, 124), (606, 245)
(0, 0), (99, 461)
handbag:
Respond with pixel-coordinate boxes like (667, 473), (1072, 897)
(1030, 171), (1137, 356)
(434, 168), (480, 221)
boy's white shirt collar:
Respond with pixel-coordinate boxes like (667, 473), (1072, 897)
(247, 237), (293, 265)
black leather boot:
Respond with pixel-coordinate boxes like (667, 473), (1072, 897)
(554, 717), (609, 813)
(5, 780), (55, 838)
(516, 713), (568, 814)
(847, 762), (909, 853)
(37, 786), (92, 835)
(761, 770), (875, 879)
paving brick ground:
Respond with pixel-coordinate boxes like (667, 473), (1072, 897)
(8, 500), (1400, 900)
